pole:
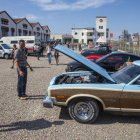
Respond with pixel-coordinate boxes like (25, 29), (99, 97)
(129, 38), (130, 53)
(139, 37), (140, 55)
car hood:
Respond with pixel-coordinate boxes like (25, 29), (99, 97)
(55, 45), (115, 83)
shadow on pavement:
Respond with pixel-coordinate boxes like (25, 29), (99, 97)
(0, 118), (64, 132)
(59, 107), (72, 120)
(31, 67), (51, 68)
(26, 95), (45, 100)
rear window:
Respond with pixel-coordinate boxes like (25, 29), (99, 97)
(26, 40), (34, 43)
(11, 41), (18, 44)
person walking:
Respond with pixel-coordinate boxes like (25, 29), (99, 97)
(34, 44), (37, 57)
(54, 43), (59, 65)
(36, 44), (40, 60)
(24, 46), (28, 59)
(46, 42), (52, 65)
(10, 44), (17, 69)
(40, 44), (44, 57)
(75, 44), (77, 50)
(79, 43), (82, 51)
(14, 40), (33, 100)
(72, 43), (74, 50)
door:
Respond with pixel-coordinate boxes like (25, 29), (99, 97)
(0, 46), (4, 57)
(121, 76), (140, 110)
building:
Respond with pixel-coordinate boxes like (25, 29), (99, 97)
(132, 33), (140, 45)
(13, 18), (32, 36)
(71, 16), (109, 45)
(0, 11), (16, 38)
(118, 30), (131, 42)
(50, 34), (73, 44)
(0, 11), (50, 42)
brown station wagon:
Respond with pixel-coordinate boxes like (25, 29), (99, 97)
(43, 45), (140, 124)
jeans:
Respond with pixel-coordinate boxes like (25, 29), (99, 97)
(34, 50), (37, 57)
(41, 51), (43, 57)
(37, 51), (40, 60)
(17, 67), (27, 97)
(47, 53), (51, 64)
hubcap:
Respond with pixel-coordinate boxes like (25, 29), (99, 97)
(5, 54), (8, 59)
(74, 102), (94, 120)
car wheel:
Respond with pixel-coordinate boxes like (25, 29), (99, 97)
(69, 99), (99, 124)
(75, 68), (87, 71)
(4, 54), (9, 59)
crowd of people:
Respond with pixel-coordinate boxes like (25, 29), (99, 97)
(66, 42), (82, 51)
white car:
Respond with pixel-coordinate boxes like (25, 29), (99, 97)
(0, 43), (12, 59)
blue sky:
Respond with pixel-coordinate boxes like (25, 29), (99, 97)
(1, 0), (140, 39)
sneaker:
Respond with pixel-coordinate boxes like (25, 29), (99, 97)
(22, 94), (30, 97)
(11, 66), (13, 69)
(18, 97), (26, 100)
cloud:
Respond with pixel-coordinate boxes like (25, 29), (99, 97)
(14, 14), (39, 21)
(26, 14), (38, 21)
(29, 0), (116, 11)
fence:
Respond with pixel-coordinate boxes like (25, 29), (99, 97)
(110, 38), (140, 55)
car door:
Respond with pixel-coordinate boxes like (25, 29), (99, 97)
(98, 54), (123, 72)
(121, 76), (140, 110)
(0, 45), (4, 57)
(98, 46), (108, 55)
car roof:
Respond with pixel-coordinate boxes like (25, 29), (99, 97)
(133, 60), (140, 66)
(110, 51), (140, 57)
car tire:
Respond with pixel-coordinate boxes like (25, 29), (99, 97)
(68, 98), (99, 124)
(4, 54), (9, 59)
(75, 68), (87, 71)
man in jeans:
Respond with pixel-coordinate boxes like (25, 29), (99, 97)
(14, 40), (33, 100)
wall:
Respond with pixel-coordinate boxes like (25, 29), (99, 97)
(0, 12), (16, 39)
(16, 19), (32, 36)
(95, 17), (107, 41)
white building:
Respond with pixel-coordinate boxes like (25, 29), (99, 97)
(95, 16), (108, 41)
(72, 28), (95, 44)
(0, 11), (16, 39)
(0, 10), (50, 43)
(13, 18), (33, 36)
(71, 16), (109, 45)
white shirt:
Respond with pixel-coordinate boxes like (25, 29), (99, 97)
(34, 45), (37, 50)
(47, 47), (51, 53)
(36, 45), (40, 51)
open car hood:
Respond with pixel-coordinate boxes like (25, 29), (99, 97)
(55, 45), (115, 83)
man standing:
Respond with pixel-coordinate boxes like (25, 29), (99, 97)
(14, 40), (33, 100)
(36, 44), (40, 60)
(34, 44), (37, 57)
(10, 44), (17, 69)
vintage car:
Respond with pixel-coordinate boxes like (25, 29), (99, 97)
(43, 45), (140, 124)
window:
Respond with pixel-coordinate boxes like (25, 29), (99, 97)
(37, 27), (40, 31)
(98, 33), (104, 36)
(73, 39), (79, 43)
(106, 32), (108, 38)
(133, 77), (140, 85)
(29, 31), (31, 36)
(82, 32), (84, 36)
(100, 47), (107, 51)
(75, 32), (77, 35)
(18, 29), (22, 36)
(1, 18), (8, 25)
(99, 26), (103, 29)
(11, 31), (14, 36)
(23, 24), (27, 29)
(87, 32), (94, 36)
(82, 39), (84, 43)
(26, 40), (34, 43)
(11, 41), (18, 44)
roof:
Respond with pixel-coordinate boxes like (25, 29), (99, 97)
(30, 22), (38, 27)
(30, 22), (43, 30)
(13, 18), (24, 23)
(41, 26), (48, 29)
(0, 11), (5, 14)
(96, 16), (107, 18)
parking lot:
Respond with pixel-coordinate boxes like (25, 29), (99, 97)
(0, 50), (140, 140)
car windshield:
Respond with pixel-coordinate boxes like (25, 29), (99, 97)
(1, 44), (11, 49)
(95, 53), (111, 63)
(111, 64), (140, 84)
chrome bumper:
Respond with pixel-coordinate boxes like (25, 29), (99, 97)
(43, 97), (53, 108)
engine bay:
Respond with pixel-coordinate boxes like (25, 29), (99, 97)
(54, 73), (107, 85)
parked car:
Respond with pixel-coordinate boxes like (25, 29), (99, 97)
(43, 45), (140, 124)
(0, 43), (12, 59)
(65, 52), (140, 72)
(81, 45), (112, 57)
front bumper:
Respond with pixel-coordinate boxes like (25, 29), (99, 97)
(43, 96), (53, 108)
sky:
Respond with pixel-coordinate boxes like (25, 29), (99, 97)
(1, 0), (140, 39)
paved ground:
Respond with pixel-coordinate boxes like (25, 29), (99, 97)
(0, 49), (140, 140)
